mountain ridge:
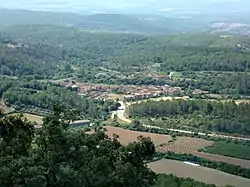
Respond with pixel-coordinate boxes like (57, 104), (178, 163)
(0, 8), (249, 35)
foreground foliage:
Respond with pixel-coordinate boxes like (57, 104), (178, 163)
(153, 174), (218, 187)
(0, 106), (156, 187)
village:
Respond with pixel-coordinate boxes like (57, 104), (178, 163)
(60, 81), (182, 101)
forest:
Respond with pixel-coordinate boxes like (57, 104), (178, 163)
(129, 100), (250, 135)
(168, 72), (250, 95)
(0, 25), (249, 98)
(1, 25), (250, 74)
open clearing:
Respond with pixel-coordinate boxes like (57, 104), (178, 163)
(158, 137), (213, 154)
(21, 113), (44, 124)
(0, 100), (13, 114)
(148, 159), (250, 187)
(102, 126), (172, 146)
(128, 96), (190, 105)
(100, 93), (125, 100)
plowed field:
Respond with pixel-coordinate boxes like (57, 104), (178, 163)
(158, 137), (213, 154)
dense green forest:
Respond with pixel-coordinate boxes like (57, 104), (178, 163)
(1, 25), (250, 74)
(168, 72), (250, 95)
(0, 36), (72, 79)
(129, 100), (250, 135)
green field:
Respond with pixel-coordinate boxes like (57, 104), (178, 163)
(204, 141), (250, 160)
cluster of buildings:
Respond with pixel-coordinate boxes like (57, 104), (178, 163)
(60, 81), (182, 101)
(123, 85), (182, 102)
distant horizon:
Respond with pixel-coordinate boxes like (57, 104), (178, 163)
(1, 0), (250, 15)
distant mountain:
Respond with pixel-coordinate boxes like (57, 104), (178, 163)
(0, 9), (210, 35)
(0, 9), (249, 35)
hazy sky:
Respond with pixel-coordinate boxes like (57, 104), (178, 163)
(1, 0), (249, 14)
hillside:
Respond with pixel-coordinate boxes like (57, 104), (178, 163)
(0, 9), (181, 35)
(1, 24), (250, 78)
(1, 8), (249, 35)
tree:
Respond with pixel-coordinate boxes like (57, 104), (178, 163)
(0, 106), (157, 187)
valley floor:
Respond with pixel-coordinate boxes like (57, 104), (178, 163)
(148, 159), (250, 187)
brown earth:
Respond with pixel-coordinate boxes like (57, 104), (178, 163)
(148, 159), (250, 187)
(90, 126), (172, 146)
(17, 113), (44, 124)
(194, 152), (250, 169)
(158, 137), (213, 154)
(158, 136), (250, 169)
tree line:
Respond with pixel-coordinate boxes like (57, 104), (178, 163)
(129, 100), (250, 135)
(153, 174), (231, 187)
(167, 72), (250, 95)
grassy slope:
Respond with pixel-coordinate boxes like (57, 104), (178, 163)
(204, 141), (250, 160)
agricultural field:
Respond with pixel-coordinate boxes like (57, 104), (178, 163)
(148, 159), (250, 187)
(203, 141), (250, 160)
(21, 113), (44, 124)
(158, 137), (213, 154)
(9, 113), (43, 125)
(194, 152), (250, 169)
(102, 126), (172, 146)
(157, 136), (250, 168)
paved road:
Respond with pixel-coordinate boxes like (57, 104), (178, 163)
(112, 101), (132, 123)
(111, 101), (250, 141)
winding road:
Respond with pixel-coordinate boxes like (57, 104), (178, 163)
(111, 101), (250, 141)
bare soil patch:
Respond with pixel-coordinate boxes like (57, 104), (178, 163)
(22, 113), (44, 124)
(90, 126), (172, 146)
(148, 159), (250, 187)
(158, 137), (213, 154)
(194, 152), (250, 169)
(158, 137), (250, 169)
